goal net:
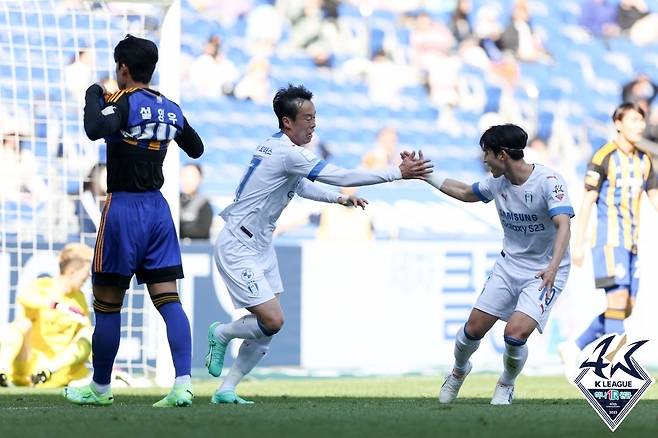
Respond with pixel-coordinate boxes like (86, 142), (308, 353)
(0, 0), (180, 386)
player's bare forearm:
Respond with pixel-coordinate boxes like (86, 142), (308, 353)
(536, 214), (571, 290)
(550, 215), (571, 270)
(432, 178), (480, 202)
(574, 190), (598, 247)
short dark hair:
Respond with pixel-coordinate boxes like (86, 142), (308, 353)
(613, 102), (646, 122)
(273, 84), (313, 130)
(479, 124), (528, 160)
(114, 34), (158, 83)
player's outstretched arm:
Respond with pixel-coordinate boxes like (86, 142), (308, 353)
(295, 179), (368, 208)
(572, 190), (598, 267)
(400, 151), (479, 202)
(174, 116), (204, 158)
(83, 83), (126, 140)
(298, 150), (432, 188)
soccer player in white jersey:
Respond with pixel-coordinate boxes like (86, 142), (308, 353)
(205, 84), (433, 404)
(418, 124), (574, 405)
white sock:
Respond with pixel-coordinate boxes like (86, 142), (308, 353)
(454, 325), (480, 374)
(215, 315), (269, 342)
(218, 337), (272, 392)
(499, 340), (528, 386)
(174, 374), (191, 386)
(91, 381), (110, 394)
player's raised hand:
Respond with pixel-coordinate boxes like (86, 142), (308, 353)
(338, 195), (369, 209)
(399, 150), (433, 180)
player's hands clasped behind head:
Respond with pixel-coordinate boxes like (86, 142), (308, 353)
(338, 195), (369, 209)
(398, 150), (433, 180)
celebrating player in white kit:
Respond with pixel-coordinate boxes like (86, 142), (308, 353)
(419, 124), (574, 405)
(205, 84), (433, 404)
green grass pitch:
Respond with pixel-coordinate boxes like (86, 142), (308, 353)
(1, 375), (656, 438)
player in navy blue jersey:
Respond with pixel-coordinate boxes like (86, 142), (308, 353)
(63, 35), (203, 408)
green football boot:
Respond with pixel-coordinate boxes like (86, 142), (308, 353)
(152, 383), (194, 408)
(63, 384), (114, 406)
(205, 322), (228, 377)
(211, 390), (254, 405)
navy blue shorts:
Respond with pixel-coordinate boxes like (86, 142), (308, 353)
(92, 191), (183, 289)
(592, 245), (639, 297)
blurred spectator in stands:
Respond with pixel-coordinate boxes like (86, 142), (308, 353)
(362, 127), (399, 169)
(317, 187), (373, 241)
(473, 4), (519, 88)
(622, 74), (658, 157)
(180, 164), (213, 240)
(64, 49), (94, 105)
(409, 11), (455, 72)
(188, 0), (252, 28)
(188, 35), (239, 98)
(281, 0), (339, 67)
(75, 163), (107, 237)
(0, 129), (48, 204)
(622, 74), (658, 115)
(618, 0), (658, 46)
(579, 0), (620, 37)
(524, 137), (550, 165)
(448, 0), (473, 43)
(246, 3), (283, 55)
(499, 0), (551, 63)
(366, 49), (406, 106)
(617, 0), (648, 30)
(233, 56), (272, 104)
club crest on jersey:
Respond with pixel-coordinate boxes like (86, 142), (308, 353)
(241, 269), (259, 296)
(574, 334), (654, 432)
(524, 191), (533, 204)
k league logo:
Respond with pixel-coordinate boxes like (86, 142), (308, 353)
(574, 334), (654, 432)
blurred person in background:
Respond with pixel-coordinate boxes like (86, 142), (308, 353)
(188, 35), (240, 98)
(65, 49), (95, 105)
(499, 0), (551, 63)
(622, 74), (658, 161)
(448, 0), (473, 43)
(0, 129), (48, 204)
(233, 56), (272, 104)
(579, 0), (619, 37)
(180, 163), (214, 240)
(0, 244), (93, 388)
(362, 126), (400, 169)
(316, 186), (374, 241)
(75, 162), (107, 237)
(617, 0), (658, 46)
(560, 103), (658, 376)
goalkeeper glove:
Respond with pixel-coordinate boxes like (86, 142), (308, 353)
(30, 369), (53, 386)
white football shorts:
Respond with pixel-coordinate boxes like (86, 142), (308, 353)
(213, 227), (283, 309)
(474, 254), (569, 333)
